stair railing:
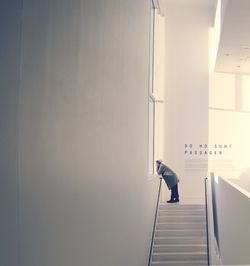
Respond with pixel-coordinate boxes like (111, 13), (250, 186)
(204, 177), (210, 265)
(148, 177), (162, 266)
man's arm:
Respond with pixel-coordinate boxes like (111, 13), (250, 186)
(157, 164), (166, 175)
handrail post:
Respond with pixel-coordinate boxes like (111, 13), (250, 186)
(148, 177), (162, 266)
(204, 177), (210, 265)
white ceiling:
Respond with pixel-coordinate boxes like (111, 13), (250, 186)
(159, 0), (250, 74)
(163, 0), (216, 7)
(158, 0), (216, 19)
(215, 0), (250, 74)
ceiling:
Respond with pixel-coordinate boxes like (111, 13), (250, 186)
(215, 0), (250, 74)
(158, 0), (216, 14)
(159, 0), (250, 74)
(163, 0), (216, 7)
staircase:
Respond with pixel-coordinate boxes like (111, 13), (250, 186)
(151, 204), (208, 266)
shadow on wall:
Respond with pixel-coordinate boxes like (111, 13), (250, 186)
(232, 167), (250, 192)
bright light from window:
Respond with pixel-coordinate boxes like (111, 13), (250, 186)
(242, 75), (250, 112)
(209, 0), (221, 72)
(209, 72), (235, 110)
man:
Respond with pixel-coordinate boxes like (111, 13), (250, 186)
(156, 160), (180, 203)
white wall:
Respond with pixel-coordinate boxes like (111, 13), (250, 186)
(0, 0), (158, 265)
(163, 5), (212, 203)
(206, 174), (222, 265)
(0, 1), (21, 265)
(209, 72), (250, 180)
(231, 169), (250, 192)
(211, 176), (250, 265)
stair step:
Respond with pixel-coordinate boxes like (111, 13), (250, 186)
(153, 244), (207, 253)
(155, 229), (206, 237)
(152, 251), (207, 261)
(156, 222), (206, 230)
(150, 204), (208, 265)
(158, 216), (205, 223)
(154, 237), (207, 245)
(159, 204), (205, 210)
(158, 210), (205, 216)
(151, 260), (207, 266)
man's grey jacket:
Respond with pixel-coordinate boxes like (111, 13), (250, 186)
(157, 163), (179, 190)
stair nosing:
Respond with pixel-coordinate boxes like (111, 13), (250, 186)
(151, 261), (207, 264)
(153, 244), (207, 247)
(153, 251), (207, 254)
(155, 229), (206, 232)
(154, 236), (207, 239)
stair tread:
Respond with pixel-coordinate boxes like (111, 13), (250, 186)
(154, 244), (207, 247)
(158, 214), (205, 216)
(159, 209), (205, 211)
(151, 261), (207, 265)
(159, 213), (205, 215)
(158, 212), (206, 214)
(157, 221), (206, 223)
(159, 207), (205, 209)
(159, 204), (205, 208)
(153, 251), (207, 254)
(155, 236), (206, 238)
(154, 238), (206, 242)
(152, 260), (207, 262)
(156, 229), (206, 231)
(151, 204), (208, 265)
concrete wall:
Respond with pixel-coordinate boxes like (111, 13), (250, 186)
(163, 5), (212, 203)
(1, 0), (158, 265)
(0, 1), (21, 265)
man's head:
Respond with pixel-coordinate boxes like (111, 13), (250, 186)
(156, 160), (162, 165)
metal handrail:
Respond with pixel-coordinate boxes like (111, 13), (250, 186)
(204, 177), (210, 265)
(148, 177), (162, 266)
